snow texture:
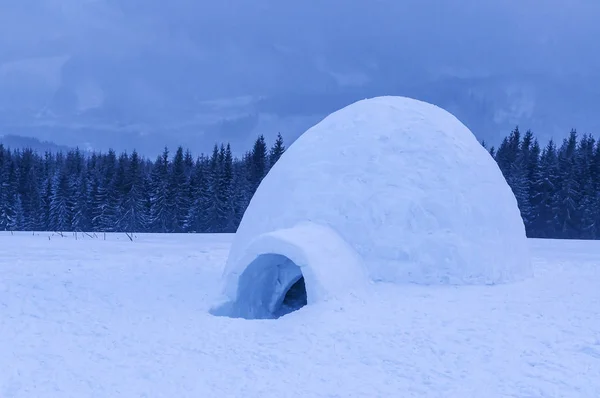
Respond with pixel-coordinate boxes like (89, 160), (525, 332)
(221, 96), (531, 315)
(1, 232), (598, 398)
(212, 222), (367, 319)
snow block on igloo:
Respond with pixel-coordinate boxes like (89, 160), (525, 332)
(211, 222), (366, 319)
(215, 95), (532, 318)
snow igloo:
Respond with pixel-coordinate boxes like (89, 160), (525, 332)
(212, 96), (532, 320)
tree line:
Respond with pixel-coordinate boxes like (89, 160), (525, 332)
(1, 127), (600, 239)
(0, 134), (284, 234)
(487, 127), (600, 239)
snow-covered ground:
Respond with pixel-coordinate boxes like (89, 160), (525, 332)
(1, 232), (599, 397)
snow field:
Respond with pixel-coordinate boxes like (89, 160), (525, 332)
(1, 232), (599, 397)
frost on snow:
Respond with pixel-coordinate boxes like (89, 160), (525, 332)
(214, 96), (532, 320)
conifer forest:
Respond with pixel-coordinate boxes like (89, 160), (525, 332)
(1, 128), (600, 239)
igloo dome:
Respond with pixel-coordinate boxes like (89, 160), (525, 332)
(213, 96), (531, 319)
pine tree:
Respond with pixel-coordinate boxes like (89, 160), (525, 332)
(41, 168), (53, 230)
(238, 151), (254, 212)
(577, 134), (597, 238)
(1, 157), (21, 231)
(495, 126), (521, 180)
(530, 140), (559, 237)
(495, 127), (530, 229)
(67, 149), (90, 232)
(512, 129), (533, 231)
(17, 149), (40, 230)
(120, 150), (148, 233)
(149, 147), (172, 232)
(0, 145), (11, 230)
(185, 155), (209, 232)
(24, 161), (44, 230)
(70, 172), (91, 232)
(222, 143), (236, 232)
(269, 133), (285, 169)
(7, 194), (25, 231)
(249, 135), (268, 195)
(555, 130), (581, 238)
(204, 145), (226, 232)
(525, 138), (542, 233)
(93, 150), (119, 231)
(170, 146), (190, 232)
(49, 166), (71, 232)
(227, 163), (244, 231)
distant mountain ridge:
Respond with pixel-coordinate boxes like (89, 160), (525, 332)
(0, 134), (75, 154)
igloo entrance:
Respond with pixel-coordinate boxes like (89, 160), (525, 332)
(274, 274), (307, 318)
(213, 222), (369, 320)
(213, 253), (308, 319)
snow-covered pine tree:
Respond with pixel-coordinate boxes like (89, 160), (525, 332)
(513, 129), (534, 231)
(203, 145), (226, 233)
(0, 145), (11, 230)
(120, 150), (148, 233)
(16, 148), (39, 230)
(170, 146), (190, 232)
(239, 150), (254, 211)
(494, 127), (520, 181)
(529, 140), (559, 237)
(49, 165), (71, 232)
(2, 156), (22, 231)
(495, 127), (531, 229)
(40, 154), (55, 231)
(112, 152), (131, 230)
(185, 155), (210, 232)
(25, 154), (44, 231)
(70, 171), (91, 232)
(555, 130), (581, 238)
(184, 149), (194, 174)
(87, 155), (102, 232)
(93, 150), (120, 232)
(7, 194), (25, 231)
(66, 149), (90, 232)
(524, 138), (542, 233)
(225, 152), (253, 231)
(576, 134), (597, 238)
(221, 143), (236, 233)
(149, 147), (172, 233)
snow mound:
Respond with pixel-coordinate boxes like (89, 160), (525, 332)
(216, 96), (531, 319)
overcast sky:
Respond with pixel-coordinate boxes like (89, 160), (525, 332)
(1, 0), (599, 154)
(2, 0), (599, 78)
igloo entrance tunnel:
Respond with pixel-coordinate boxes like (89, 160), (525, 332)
(211, 96), (532, 320)
(234, 254), (306, 319)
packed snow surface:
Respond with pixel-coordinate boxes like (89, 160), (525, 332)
(222, 96), (530, 313)
(1, 232), (599, 397)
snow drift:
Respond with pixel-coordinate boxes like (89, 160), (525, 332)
(214, 96), (531, 320)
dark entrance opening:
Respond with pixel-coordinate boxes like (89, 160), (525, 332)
(210, 253), (308, 320)
(273, 276), (308, 318)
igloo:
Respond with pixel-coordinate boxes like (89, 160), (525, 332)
(212, 96), (531, 320)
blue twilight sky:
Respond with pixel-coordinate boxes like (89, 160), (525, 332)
(0, 0), (599, 154)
